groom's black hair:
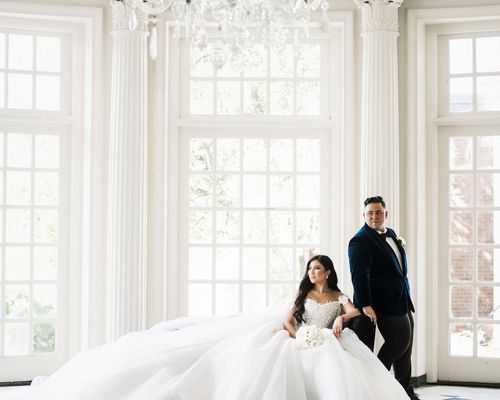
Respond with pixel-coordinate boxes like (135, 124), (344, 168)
(364, 195), (386, 208)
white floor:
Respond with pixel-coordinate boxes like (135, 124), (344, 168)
(1, 385), (500, 399)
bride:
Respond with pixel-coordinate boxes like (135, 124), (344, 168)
(9, 255), (409, 400)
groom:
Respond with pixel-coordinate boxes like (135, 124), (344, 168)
(347, 196), (419, 400)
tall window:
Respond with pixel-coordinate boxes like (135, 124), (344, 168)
(174, 32), (339, 316)
(441, 33), (500, 114)
(0, 16), (84, 380)
(435, 27), (500, 382)
(444, 134), (500, 358)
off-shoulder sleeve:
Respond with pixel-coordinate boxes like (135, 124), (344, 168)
(338, 294), (350, 305)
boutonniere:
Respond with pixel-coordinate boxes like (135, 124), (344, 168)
(396, 236), (406, 248)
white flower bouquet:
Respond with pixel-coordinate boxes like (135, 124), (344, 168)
(296, 325), (328, 350)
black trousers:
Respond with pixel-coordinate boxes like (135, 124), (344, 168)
(346, 313), (415, 397)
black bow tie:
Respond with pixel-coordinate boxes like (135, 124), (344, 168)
(380, 232), (391, 238)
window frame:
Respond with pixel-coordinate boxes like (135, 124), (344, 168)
(0, 2), (104, 382)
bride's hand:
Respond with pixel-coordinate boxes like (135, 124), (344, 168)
(332, 316), (343, 338)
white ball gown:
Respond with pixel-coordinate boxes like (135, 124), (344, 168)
(8, 296), (409, 400)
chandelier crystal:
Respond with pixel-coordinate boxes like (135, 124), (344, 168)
(116, 0), (330, 69)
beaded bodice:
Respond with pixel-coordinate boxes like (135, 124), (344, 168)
(301, 294), (349, 328)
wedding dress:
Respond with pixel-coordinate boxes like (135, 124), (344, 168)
(6, 297), (409, 400)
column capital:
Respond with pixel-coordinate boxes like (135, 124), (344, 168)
(354, 0), (403, 34)
(111, 0), (149, 33)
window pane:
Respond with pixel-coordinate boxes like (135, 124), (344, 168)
(478, 324), (500, 358)
(4, 322), (29, 356)
(216, 81), (240, 115)
(477, 76), (500, 111)
(190, 50), (213, 77)
(242, 175), (266, 207)
(297, 139), (320, 171)
(449, 248), (473, 281)
(188, 283), (212, 316)
(215, 283), (239, 316)
(476, 37), (500, 73)
(450, 77), (473, 113)
(35, 135), (59, 169)
(215, 210), (239, 243)
(269, 211), (293, 244)
(188, 247), (212, 280)
(5, 247), (30, 281)
(34, 209), (58, 243)
(296, 211), (320, 244)
(296, 82), (320, 115)
(243, 44), (267, 78)
(297, 44), (320, 78)
(270, 139), (293, 171)
(270, 45), (293, 78)
(477, 174), (500, 207)
(478, 286), (500, 320)
(243, 81), (266, 115)
(33, 322), (55, 354)
(4, 284), (29, 318)
(215, 174), (239, 207)
(242, 211), (266, 244)
(269, 283), (293, 305)
(450, 285), (473, 318)
(33, 247), (57, 281)
(6, 171), (31, 205)
(449, 38), (472, 74)
(189, 175), (212, 207)
(450, 323), (473, 356)
(269, 175), (293, 208)
(36, 75), (60, 111)
(449, 137), (472, 170)
(8, 73), (32, 109)
(270, 81), (293, 115)
(449, 174), (473, 207)
(36, 37), (61, 72)
(478, 248), (500, 283)
(8, 34), (33, 71)
(216, 138), (240, 171)
(477, 136), (500, 170)
(33, 284), (57, 317)
(190, 138), (213, 171)
(190, 81), (213, 115)
(242, 284), (266, 312)
(6, 209), (31, 243)
(242, 247), (266, 280)
(215, 247), (239, 279)
(449, 211), (473, 244)
(477, 211), (500, 244)
(296, 175), (320, 208)
(34, 172), (59, 206)
(269, 247), (293, 280)
(243, 139), (266, 171)
(189, 211), (212, 243)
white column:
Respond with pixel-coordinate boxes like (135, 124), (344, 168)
(356, 0), (402, 229)
(106, 1), (149, 341)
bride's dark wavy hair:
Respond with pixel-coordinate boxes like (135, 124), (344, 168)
(293, 255), (341, 324)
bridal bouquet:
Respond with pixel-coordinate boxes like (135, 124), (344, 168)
(296, 325), (328, 350)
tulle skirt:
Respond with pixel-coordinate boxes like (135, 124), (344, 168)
(6, 305), (408, 400)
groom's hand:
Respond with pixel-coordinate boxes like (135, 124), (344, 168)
(362, 306), (377, 324)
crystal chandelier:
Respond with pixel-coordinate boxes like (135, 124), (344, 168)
(116, 0), (330, 68)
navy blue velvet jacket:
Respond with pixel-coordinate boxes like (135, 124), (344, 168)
(348, 223), (415, 317)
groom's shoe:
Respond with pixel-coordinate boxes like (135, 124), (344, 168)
(409, 394), (421, 400)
